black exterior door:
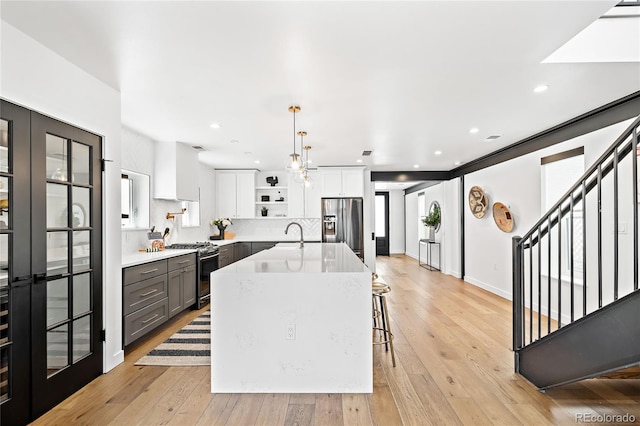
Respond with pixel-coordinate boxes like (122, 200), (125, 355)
(0, 101), (103, 424)
(30, 112), (103, 418)
(375, 192), (390, 256)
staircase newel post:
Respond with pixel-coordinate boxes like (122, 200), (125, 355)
(513, 235), (523, 372)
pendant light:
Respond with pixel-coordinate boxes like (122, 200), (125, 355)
(302, 145), (313, 188)
(295, 130), (308, 182)
(285, 106), (301, 172)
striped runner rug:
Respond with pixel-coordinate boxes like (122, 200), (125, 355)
(135, 310), (210, 366)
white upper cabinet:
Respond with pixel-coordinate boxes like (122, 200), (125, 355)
(319, 167), (364, 197)
(287, 170), (321, 218)
(154, 141), (199, 201)
(215, 170), (256, 218)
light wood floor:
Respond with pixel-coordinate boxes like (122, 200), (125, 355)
(33, 255), (640, 425)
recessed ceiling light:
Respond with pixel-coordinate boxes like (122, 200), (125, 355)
(434, 151), (442, 156)
(356, 159), (363, 163)
(454, 161), (461, 166)
(307, 159), (313, 164)
(413, 164), (419, 168)
(469, 128), (479, 134)
(210, 122), (221, 129)
(230, 140), (239, 143)
(254, 160), (260, 164)
(534, 84), (549, 93)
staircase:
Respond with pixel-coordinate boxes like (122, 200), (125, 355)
(512, 115), (640, 390)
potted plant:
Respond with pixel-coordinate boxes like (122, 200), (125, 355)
(261, 206), (268, 217)
(210, 217), (232, 239)
(422, 203), (440, 241)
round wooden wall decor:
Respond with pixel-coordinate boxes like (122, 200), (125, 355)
(468, 186), (488, 218)
(493, 202), (514, 233)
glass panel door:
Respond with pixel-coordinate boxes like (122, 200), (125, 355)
(0, 101), (32, 426)
(31, 112), (102, 418)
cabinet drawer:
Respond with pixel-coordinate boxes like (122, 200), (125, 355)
(123, 275), (168, 316)
(168, 253), (196, 271)
(124, 298), (169, 346)
(123, 260), (167, 286)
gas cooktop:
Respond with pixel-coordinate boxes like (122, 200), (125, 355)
(165, 241), (218, 255)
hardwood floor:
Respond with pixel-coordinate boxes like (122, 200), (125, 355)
(33, 255), (640, 425)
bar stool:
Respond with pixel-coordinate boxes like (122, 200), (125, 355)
(372, 274), (396, 367)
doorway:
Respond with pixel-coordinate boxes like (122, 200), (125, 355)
(375, 192), (390, 256)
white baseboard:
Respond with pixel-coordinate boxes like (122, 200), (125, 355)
(464, 276), (512, 301)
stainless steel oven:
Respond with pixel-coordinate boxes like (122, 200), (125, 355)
(198, 250), (218, 308)
(166, 242), (218, 309)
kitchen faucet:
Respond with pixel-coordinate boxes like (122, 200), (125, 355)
(285, 222), (304, 248)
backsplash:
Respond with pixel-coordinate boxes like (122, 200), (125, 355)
(228, 218), (321, 240)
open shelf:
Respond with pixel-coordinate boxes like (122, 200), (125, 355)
(256, 186), (288, 190)
(256, 202), (288, 205)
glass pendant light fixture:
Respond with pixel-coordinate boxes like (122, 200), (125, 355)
(294, 130), (308, 183)
(302, 145), (313, 188)
(285, 106), (301, 172)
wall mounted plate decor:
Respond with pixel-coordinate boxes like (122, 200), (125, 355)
(468, 186), (488, 219)
(493, 202), (514, 233)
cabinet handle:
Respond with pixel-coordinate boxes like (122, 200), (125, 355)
(141, 314), (159, 324)
(139, 289), (158, 297)
(140, 268), (159, 275)
(177, 260), (190, 264)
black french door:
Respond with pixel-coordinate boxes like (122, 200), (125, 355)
(0, 101), (103, 424)
(375, 192), (390, 256)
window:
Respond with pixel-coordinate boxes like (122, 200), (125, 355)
(181, 190), (201, 228)
(121, 170), (150, 229)
(541, 149), (585, 278)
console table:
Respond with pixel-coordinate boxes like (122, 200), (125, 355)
(419, 239), (440, 271)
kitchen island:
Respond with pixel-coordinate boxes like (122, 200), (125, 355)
(211, 242), (372, 393)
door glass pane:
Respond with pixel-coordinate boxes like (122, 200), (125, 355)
(72, 231), (91, 272)
(375, 195), (386, 237)
(47, 231), (69, 275)
(71, 187), (90, 228)
(72, 141), (90, 185)
(0, 289), (7, 345)
(0, 119), (9, 173)
(73, 273), (90, 316)
(0, 345), (8, 402)
(47, 324), (68, 377)
(47, 183), (68, 228)
(47, 134), (70, 182)
(0, 234), (7, 288)
(72, 315), (91, 362)
(47, 277), (68, 327)
(0, 177), (8, 230)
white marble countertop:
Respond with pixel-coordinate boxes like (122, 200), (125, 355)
(122, 248), (197, 268)
(214, 242), (368, 274)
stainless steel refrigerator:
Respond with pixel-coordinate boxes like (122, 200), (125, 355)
(322, 197), (364, 261)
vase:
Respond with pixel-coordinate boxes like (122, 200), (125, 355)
(426, 226), (435, 241)
(218, 226), (226, 239)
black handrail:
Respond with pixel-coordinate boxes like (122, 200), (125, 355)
(513, 115), (640, 354)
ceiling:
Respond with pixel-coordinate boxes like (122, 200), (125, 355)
(2, 1), (639, 173)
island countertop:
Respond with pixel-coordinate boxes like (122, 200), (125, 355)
(214, 242), (368, 274)
(210, 241), (372, 394)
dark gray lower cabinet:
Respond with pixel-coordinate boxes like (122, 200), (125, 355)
(235, 242), (251, 261)
(123, 253), (196, 345)
(219, 244), (234, 268)
(168, 254), (197, 318)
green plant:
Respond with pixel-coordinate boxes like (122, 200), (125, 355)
(422, 204), (440, 227)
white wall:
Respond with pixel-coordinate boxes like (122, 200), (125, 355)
(405, 191), (419, 259)
(1, 22), (124, 371)
(389, 190), (405, 254)
(121, 127), (217, 253)
(464, 119), (634, 300)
